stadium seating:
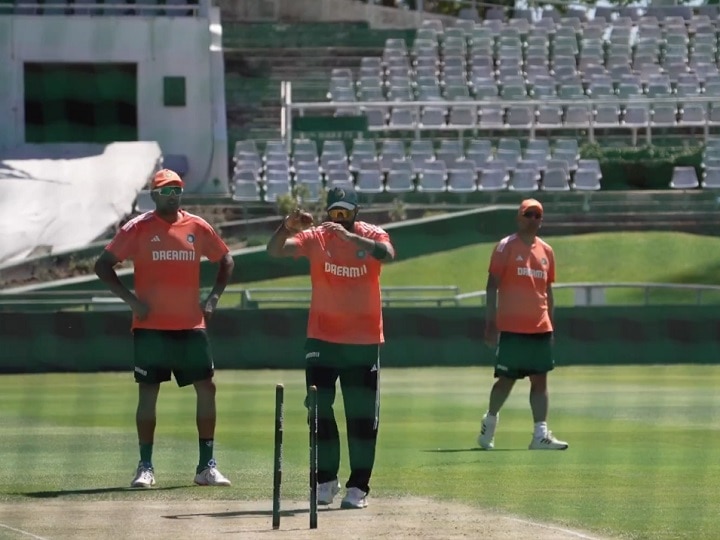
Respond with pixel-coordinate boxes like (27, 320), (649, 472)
(670, 166), (699, 189)
(231, 136), (605, 202)
(324, 11), (720, 137)
(228, 9), (720, 202)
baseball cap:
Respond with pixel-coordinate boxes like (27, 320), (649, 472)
(151, 169), (184, 189)
(326, 186), (358, 211)
(519, 198), (543, 216)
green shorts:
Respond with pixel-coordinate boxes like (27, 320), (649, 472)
(494, 331), (554, 380)
(133, 329), (214, 387)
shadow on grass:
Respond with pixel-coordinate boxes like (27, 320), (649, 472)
(164, 509), (302, 520)
(164, 506), (345, 519)
(20, 486), (190, 498)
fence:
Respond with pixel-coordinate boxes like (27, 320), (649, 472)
(3, 282), (720, 311)
(0, 0), (206, 15)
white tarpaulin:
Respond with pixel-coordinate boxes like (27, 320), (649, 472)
(0, 142), (161, 265)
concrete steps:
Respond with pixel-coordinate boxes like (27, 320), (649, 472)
(224, 46), (375, 141)
(220, 22), (409, 144)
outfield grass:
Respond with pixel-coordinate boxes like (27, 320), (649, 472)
(222, 231), (720, 307)
(2, 367), (720, 539)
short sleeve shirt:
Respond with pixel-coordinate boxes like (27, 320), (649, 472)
(488, 233), (555, 334)
(293, 221), (391, 344)
(105, 210), (229, 330)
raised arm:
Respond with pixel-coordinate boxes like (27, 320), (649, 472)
(266, 210), (313, 258)
(266, 222), (300, 258)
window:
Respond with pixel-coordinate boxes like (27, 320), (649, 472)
(163, 76), (186, 107)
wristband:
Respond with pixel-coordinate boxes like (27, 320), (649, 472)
(371, 240), (389, 260)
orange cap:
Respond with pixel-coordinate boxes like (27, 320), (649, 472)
(151, 169), (184, 189)
(519, 198), (543, 215)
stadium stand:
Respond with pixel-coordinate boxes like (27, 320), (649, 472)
(228, 9), (720, 204)
(223, 22), (412, 143)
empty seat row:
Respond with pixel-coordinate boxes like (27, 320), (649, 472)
(233, 137), (584, 174)
(231, 164), (602, 203)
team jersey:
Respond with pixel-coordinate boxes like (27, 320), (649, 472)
(106, 210), (229, 330)
(293, 221), (391, 344)
(488, 233), (555, 334)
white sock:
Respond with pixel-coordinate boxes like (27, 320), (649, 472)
(484, 411), (498, 422)
(533, 421), (548, 438)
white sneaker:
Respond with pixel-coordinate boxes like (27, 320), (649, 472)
(317, 479), (340, 505)
(477, 414), (497, 450)
(130, 462), (155, 488)
(529, 431), (569, 450)
(194, 460), (232, 486)
(340, 487), (368, 509)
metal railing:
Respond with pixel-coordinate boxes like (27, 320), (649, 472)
(0, 1), (205, 16)
(281, 81), (720, 151)
(239, 285), (461, 308)
(2, 283), (720, 311)
(456, 282), (720, 306)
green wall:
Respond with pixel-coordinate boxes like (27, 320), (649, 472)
(0, 306), (716, 374)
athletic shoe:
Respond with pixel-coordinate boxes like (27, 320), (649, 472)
(340, 487), (368, 509)
(477, 414), (497, 450)
(317, 479), (341, 505)
(130, 462), (155, 488)
(194, 460), (232, 486)
(529, 431), (569, 450)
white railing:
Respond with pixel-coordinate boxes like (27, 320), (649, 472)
(3, 283), (720, 310)
(239, 285), (461, 308)
(280, 81), (720, 151)
(456, 282), (720, 306)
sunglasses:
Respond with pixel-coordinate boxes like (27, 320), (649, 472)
(153, 186), (183, 196)
(522, 211), (543, 219)
(328, 207), (354, 221)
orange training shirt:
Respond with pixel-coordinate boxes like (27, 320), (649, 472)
(293, 221), (391, 344)
(488, 233), (555, 334)
(105, 210), (229, 330)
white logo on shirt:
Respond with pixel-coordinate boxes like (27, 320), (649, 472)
(515, 255), (523, 261)
(152, 250), (196, 261)
(324, 262), (368, 278)
(517, 267), (547, 279)
(151, 235), (161, 242)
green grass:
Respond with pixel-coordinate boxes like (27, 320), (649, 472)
(2, 367), (720, 539)
(222, 232), (720, 307)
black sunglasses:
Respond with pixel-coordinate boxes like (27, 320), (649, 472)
(522, 211), (543, 219)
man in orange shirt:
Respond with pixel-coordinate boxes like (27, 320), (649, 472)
(267, 186), (395, 509)
(94, 169), (235, 487)
(477, 198), (568, 451)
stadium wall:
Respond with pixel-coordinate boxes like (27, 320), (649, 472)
(0, 306), (715, 373)
(0, 13), (227, 193)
